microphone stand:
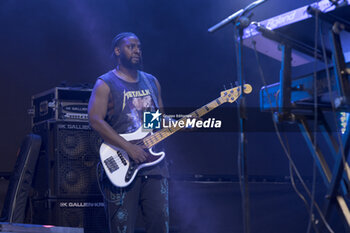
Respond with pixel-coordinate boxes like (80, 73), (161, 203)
(208, 1), (267, 232)
(235, 15), (251, 233)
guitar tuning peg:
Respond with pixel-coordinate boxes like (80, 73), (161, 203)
(223, 84), (227, 90)
(235, 81), (239, 86)
(230, 83), (234, 89)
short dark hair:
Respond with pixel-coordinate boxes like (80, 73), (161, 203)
(111, 32), (138, 59)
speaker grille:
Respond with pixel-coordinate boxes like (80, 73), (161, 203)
(32, 122), (103, 198)
(55, 123), (102, 197)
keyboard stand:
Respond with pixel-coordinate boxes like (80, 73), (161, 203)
(257, 3), (350, 231)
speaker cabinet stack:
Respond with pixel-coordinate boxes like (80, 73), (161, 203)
(30, 88), (108, 233)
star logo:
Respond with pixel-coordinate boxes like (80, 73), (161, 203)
(150, 109), (162, 122)
(143, 109), (162, 129)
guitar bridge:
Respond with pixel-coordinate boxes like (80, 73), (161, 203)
(104, 156), (119, 173)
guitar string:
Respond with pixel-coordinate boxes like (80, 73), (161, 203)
(140, 96), (232, 147)
(137, 95), (233, 148)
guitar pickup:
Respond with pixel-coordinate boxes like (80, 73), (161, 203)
(104, 156), (119, 173)
(117, 151), (127, 166)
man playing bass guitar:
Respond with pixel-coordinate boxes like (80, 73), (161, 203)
(88, 32), (169, 233)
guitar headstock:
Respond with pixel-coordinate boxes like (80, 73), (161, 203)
(220, 84), (252, 103)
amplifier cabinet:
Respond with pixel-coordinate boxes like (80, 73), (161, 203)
(32, 121), (103, 199)
(31, 87), (92, 126)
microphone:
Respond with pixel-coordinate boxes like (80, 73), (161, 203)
(208, 0), (267, 33)
(208, 9), (244, 33)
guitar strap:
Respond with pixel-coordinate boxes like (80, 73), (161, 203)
(139, 71), (159, 109)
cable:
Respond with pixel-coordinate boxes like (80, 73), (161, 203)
(285, 133), (319, 233)
(96, 162), (124, 204)
(233, 26), (243, 209)
(252, 40), (335, 233)
(307, 10), (320, 233)
(252, 42), (317, 232)
(233, 25), (250, 233)
(282, 128), (318, 232)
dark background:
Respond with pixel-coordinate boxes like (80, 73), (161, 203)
(0, 0), (316, 175)
(0, 0), (344, 232)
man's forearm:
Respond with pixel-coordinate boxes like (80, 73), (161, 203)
(90, 118), (131, 152)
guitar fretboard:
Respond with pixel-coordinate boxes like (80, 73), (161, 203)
(143, 96), (226, 148)
(141, 83), (249, 148)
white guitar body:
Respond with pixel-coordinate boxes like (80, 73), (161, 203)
(99, 127), (165, 188)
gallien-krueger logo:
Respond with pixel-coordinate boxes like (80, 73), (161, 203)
(143, 110), (221, 129)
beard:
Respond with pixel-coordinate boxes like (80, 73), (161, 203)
(119, 53), (143, 70)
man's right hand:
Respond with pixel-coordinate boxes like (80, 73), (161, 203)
(125, 143), (148, 164)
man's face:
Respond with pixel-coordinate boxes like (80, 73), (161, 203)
(116, 36), (142, 69)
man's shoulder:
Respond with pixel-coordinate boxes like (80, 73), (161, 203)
(139, 70), (157, 82)
(97, 70), (114, 82)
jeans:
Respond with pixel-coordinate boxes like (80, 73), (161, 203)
(102, 175), (169, 233)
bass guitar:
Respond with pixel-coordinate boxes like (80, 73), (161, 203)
(100, 84), (252, 187)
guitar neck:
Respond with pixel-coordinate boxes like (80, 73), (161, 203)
(143, 96), (226, 148)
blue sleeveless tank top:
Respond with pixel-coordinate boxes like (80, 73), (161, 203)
(98, 70), (159, 134)
(98, 70), (168, 177)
